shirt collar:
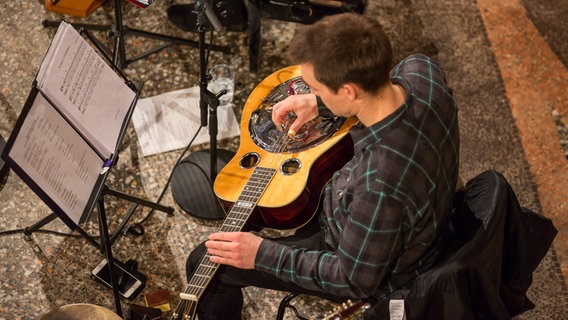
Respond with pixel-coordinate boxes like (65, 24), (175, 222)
(349, 78), (411, 154)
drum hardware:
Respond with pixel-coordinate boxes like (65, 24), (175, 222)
(41, 0), (230, 70)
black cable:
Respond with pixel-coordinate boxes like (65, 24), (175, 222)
(0, 228), (85, 238)
(0, 228), (25, 236)
(121, 125), (204, 236)
(121, 21), (216, 235)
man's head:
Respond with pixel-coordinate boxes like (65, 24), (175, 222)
(286, 13), (393, 95)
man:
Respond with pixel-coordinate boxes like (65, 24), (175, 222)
(186, 13), (459, 319)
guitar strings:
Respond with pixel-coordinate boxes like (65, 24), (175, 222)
(175, 125), (294, 318)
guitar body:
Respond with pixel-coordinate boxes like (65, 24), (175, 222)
(171, 66), (357, 320)
(214, 65), (357, 230)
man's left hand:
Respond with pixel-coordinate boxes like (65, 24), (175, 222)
(205, 232), (263, 269)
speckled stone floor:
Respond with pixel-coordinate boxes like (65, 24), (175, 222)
(1, 0), (567, 319)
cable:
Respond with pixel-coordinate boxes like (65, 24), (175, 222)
(121, 125), (204, 236)
(121, 24), (217, 236)
(0, 228), (85, 238)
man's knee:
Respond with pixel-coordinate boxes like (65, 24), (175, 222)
(186, 242), (207, 281)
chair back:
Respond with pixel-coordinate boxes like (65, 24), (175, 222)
(367, 170), (557, 320)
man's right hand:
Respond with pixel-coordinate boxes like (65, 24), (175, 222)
(271, 94), (319, 138)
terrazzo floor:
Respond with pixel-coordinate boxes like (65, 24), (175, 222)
(1, 0), (567, 319)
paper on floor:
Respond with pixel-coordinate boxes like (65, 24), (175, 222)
(131, 86), (240, 157)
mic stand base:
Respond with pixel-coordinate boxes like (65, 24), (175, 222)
(170, 148), (235, 220)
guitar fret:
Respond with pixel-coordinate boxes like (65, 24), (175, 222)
(227, 209), (249, 216)
(179, 166), (278, 310)
(240, 192), (261, 199)
(224, 214), (248, 223)
(192, 274), (211, 288)
(191, 275), (210, 283)
(234, 200), (255, 208)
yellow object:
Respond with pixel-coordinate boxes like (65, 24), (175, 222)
(144, 289), (171, 312)
(45, 0), (107, 18)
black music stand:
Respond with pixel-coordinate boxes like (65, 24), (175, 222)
(0, 135), (9, 191)
(1, 23), (174, 317)
(42, 0), (230, 69)
(169, 0), (235, 220)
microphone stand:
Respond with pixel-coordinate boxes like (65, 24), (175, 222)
(170, 0), (235, 220)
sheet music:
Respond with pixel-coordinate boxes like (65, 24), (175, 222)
(36, 21), (136, 159)
(131, 86), (240, 157)
(8, 93), (103, 224)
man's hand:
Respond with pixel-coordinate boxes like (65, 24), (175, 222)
(205, 232), (263, 269)
(272, 94), (319, 138)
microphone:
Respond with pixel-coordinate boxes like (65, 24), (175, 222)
(204, 0), (224, 31)
(195, 0), (224, 32)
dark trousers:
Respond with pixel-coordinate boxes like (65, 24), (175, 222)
(184, 220), (348, 320)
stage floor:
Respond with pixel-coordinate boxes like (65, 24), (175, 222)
(0, 0), (566, 319)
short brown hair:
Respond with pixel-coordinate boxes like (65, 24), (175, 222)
(287, 13), (393, 94)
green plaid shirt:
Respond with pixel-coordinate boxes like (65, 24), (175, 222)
(256, 54), (460, 299)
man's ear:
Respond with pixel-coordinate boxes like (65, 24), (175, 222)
(341, 83), (359, 101)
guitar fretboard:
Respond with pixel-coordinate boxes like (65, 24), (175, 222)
(180, 166), (277, 301)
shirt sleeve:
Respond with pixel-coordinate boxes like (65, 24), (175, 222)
(254, 181), (406, 298)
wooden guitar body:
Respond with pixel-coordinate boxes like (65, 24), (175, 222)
(213, 65), (357, 230)
(171, 66), (357, 320)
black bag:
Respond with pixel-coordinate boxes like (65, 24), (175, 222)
(364, 170), (557, 320)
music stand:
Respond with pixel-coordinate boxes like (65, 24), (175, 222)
(42, 0), (230, 69)
(1, 22), (174, 317)
(0, 135), (8, 191)
(169, 0), (235, 220)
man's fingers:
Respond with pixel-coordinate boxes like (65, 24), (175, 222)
(272, 101), (290, 126)
(207, 246), (233, 258)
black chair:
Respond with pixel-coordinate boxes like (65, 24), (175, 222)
(276, 170), (557, 319)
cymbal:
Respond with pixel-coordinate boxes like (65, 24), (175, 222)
(39, 303), (122, 320)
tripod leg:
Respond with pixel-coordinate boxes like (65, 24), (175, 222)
(103, 186), (174, 215)
(42, 20), (112, 32)
(23, 212), (101, 248)
(42, 0), (231, 70)
(23, 213), (58, 235)
(125, 27), (230, 53)
(111, 0), (127, 69)
(247, 1), (262, 72)
(97, 196), (123, 318)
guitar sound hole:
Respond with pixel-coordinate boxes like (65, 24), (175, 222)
(239, 152), (260, 169)
(280, 158), (301, 176)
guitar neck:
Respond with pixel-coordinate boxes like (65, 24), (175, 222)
(181, 166), (277, 301)
(219, 166), (276, 232)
